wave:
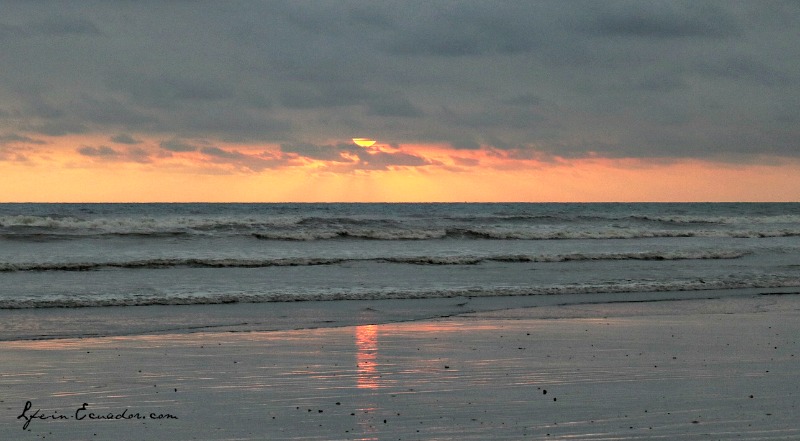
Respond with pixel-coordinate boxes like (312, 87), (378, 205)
(4, 228), (798, 242)
(4, 213), (800, 242)
(2, 275), (797, 310)
(627, 215), (720, 225)
(253, 228), (800, 241)
(309, 226), (800, 240)
(251, 229), (447, 241)
(0, 250), (751, 272)
(0, 215), (303, 238)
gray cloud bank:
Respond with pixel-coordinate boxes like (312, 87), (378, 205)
(1, 1), (798, 163)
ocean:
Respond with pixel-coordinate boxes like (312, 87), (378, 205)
(2, 203), (799, 338)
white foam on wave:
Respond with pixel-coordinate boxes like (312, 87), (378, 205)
(2, 274), (798, 310)
(4, 212), (800, 241)
(0, 249), (752, 272)
(0, 214), (305, 236)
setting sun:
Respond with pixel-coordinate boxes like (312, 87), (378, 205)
(352, 138), (377, 148)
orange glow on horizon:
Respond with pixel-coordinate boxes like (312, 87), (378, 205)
(1, 134), (799, 202)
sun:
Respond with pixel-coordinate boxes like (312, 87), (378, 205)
(352, 138), (376, 147)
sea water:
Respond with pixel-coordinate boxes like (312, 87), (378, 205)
(1, 203), (799, 338)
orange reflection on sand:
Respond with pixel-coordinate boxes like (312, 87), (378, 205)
(355, 325), (379, 389)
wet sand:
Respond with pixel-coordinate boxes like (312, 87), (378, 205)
(3, 294), (799, 440)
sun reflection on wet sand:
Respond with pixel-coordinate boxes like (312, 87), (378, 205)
(355, 324), (379, 390)
(353, 324), (381, 440)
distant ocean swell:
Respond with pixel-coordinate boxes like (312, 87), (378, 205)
(0, 250), (752, 272)
(2, 275), (798, 310)
(4, 227), (800, 241)
(251, 229), (800, 241)
(3, 213), (800, 241)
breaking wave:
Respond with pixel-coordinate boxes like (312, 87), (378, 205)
(4, 212), (800, 242)
(0, 250), (751, 272)
(1, 274), (797, 310)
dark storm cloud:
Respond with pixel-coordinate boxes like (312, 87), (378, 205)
(71, 96), (157, 126)
(2, 1), (799, 161)
(0, 133), (46, 145)
(586, 3), (741, 39)
(77, 145), (120, 157)
(106, 74), (234, 108)
(365, 96), (423, 118)
(28, 121), (89, 137)
(692, 56), (796, 87)
(278, 85), (372, 110)
(31, 17), (102, 37)
(381, 3), (539, 56)
(111, 134), (142, 145)
(0, 17), (101, 39)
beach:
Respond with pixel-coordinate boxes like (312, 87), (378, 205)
(2, 203), (799, 439)
(3, 293), (799, 440)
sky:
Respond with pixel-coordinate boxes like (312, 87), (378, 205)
(1, 1), (799, 202)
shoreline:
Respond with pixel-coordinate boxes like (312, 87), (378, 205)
(2, 286), (797, 342)
(2, 293), (799, 440)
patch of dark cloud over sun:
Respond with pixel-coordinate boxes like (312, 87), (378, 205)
(281, 142), (434, 170)
(355, 150), (433, 170)
(281, 143), (360, 163)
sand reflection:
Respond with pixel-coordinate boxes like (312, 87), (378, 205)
(355, 324), (379, 390)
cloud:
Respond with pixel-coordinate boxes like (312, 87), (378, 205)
(0, 17), (101, 39)
(160, 139), (198, 152)
(125, 147), (152, 163)
(106, 74), (234, 108)
(77, 145), (153, 163)
(77, 145), (120, 157)
(200, 146), (243, 160)
(198, 146), (291, 172)
(281, 141), (434, 170)
(27, 121), (89, 137)
(354, 150), (433, 170)
(1, 1), (799, 163)
(365, 96), (423, 118)
(380, 3), (539, 56)
(587, 3), (741, 39)
(0, 133), (47, 162)
(71, 96), (157, 127)
(281, 143), (359, 162)
(0, 133), (46, 145)
(31, 17), (102, 37)
(277, 84), (373, 110)
(111, 134), (142, 145)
